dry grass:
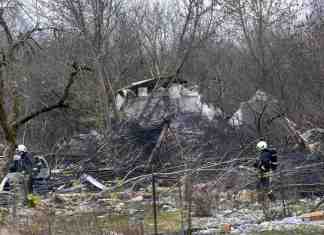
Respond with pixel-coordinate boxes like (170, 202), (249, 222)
(2, 207), (183, 235)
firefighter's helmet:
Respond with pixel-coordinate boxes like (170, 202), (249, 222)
(256, 141), (267, 151)
(16, 144), (27, 153)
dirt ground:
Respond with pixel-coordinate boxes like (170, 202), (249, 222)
(0, 227), (21, 235)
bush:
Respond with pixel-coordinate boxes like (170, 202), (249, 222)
(27, 194), (41, 208)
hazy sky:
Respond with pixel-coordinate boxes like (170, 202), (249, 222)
(6, 0), (316, 33)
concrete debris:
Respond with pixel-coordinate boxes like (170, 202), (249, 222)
(236, 190), (258, 204)
(0, 227), (21, 235)
(1, 179), (324, 235)
(53, 194), (66, 204)
(228, 90), (279, 127)
(301, 128), (324, 155)
(231, 216), (319, 234)
(301, 211), (324, 221)
(61, 130), (103, 156)
(227, 90), (300, 141)
(114, 202), (126, 213)
(128, 197), (145, 225)
(0, 174), (9, 191)
(192, 211), (324, 235)
(161, 204), (177, 212)
(117, 79), (222, 121)
(0, 173), (27, 207)
(2, 85), (324, 235)
(80, 173), (107, 191)
(129, 195), (144, 202)
(193, 228), (219, 235)
(56, 185), (82, 193)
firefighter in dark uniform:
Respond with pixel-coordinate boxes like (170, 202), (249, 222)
(254, 141), (278, 202)
(10, 144), (33, 174)
(8, 144), (33, 193)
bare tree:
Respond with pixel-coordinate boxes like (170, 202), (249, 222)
(45, 0), (127, 125)
(0, 2), (92, 173)
(225, 0), (301, 88)
(131, 0), (224, 80)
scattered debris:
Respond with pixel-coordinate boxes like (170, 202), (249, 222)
(1, 83), (324, 235)
(301, 211), (324, 221)
(228, 90), (280, 127)
(301, 128), (324, 155)
(0, 172), (28, 207)
(117, 78), (222, 121)
(236, 190), (258, 204)
(222, 223), (232, 233)
(56, 130), (103, 158)
(227, 90), (301, 141)
(80, 173), (107, 191)
(32, 156), (50, 195)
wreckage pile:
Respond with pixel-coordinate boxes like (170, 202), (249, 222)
(2, 79), (324, 234)
(102, 80), (244, 178)
(49, 78), (242, 182)
(43, 78), (324, 199)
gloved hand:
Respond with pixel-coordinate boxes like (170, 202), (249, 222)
(13, 154), (21, 161)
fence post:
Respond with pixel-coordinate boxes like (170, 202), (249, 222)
(280, 170), (287, 216)
(186, 175), (192, 235)
(178, 181), (184, 232)
(152, 173), (158, 235)
(12, 191), (16, 219)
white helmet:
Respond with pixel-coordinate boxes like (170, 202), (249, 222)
(16, 144), (27, 152)
(256, 141), (267, 151)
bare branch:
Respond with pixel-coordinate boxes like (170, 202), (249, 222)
(256, 103), (268, 137)
(147, 121), (169, 167)
(9, 24), (52, 58)
(0, 70), (16, 144)
(0, 8), (13, 45)
(11, 63), (93, 128)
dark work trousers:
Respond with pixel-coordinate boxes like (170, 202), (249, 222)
(257, 170), (275, 201)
